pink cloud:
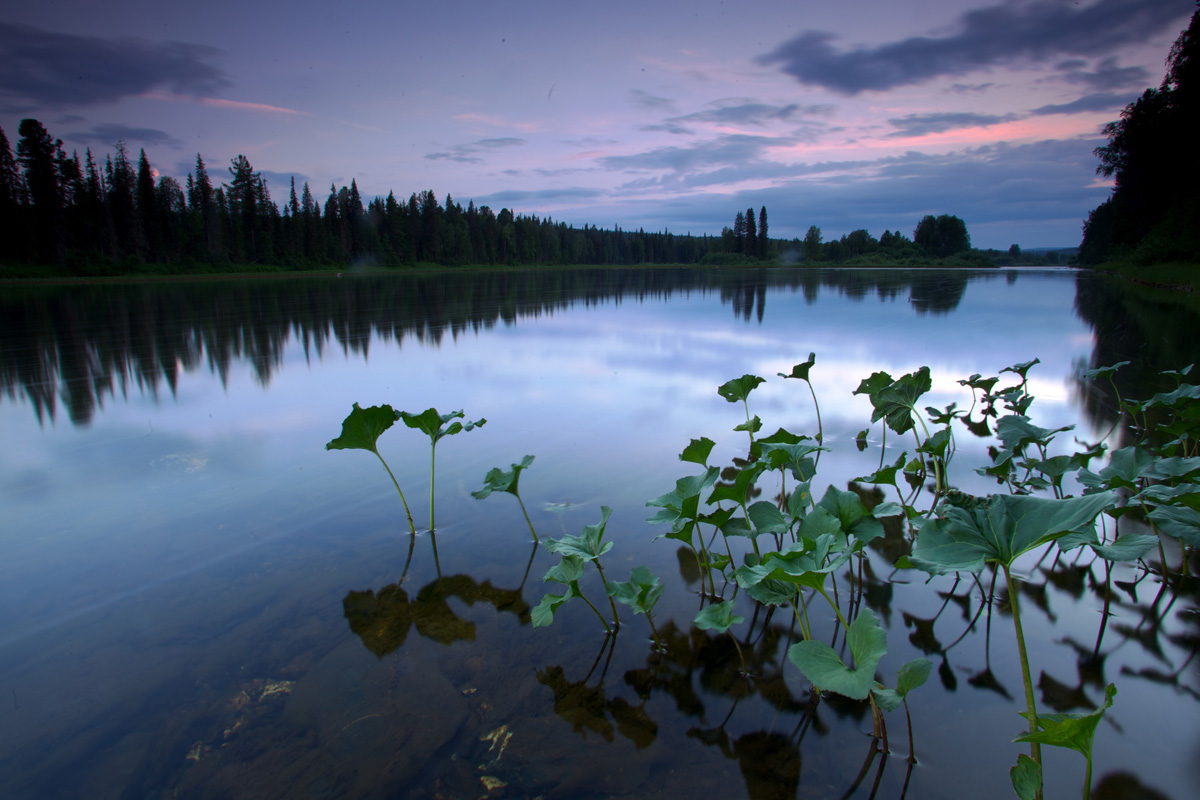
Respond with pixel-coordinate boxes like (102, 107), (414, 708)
(146, 91), (304, 115)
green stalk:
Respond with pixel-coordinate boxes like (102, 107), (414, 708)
(816, 586), (850, 629)
(1003, 562), (1042, 795)
(375, 451), (417, 535)
(577, 589), (613, 635)
(593, 558), (621, 631)
(805, 379), (824, 446)
(516, 494), (539, 543)
(428, 442), (437, 532)
(645, 611), (664, 652)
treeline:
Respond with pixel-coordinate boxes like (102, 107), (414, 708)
(0, 115), (1000, 274)
(750, 213), (993, 266)
(0, 119), (726, 273)
(1080, 8), (1199, 265)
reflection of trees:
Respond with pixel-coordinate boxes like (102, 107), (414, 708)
(2, 268), (990, 426)
(1072, 272), (1200, 437)
(343, 573), (530, 657)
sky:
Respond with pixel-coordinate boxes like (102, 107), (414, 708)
(1, 0), (1195, 250)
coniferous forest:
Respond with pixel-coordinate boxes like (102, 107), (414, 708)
(0, 118), (1004, 276)
(0, 121), (729, 274)
(1080, 8), (1200, 266)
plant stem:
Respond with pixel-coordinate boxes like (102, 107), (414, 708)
(429, 530), (442, 577)
(646, 612), (664, 652)
(375, 451), (417, 535)
(903, 697), (917, 764)
(806, 379), (824, 447)
(429, 442), (437, 533)
(1003, 562), (1042, 792)
(516, 494), (539, 543)
(593, 559), (621, 631)
(578, 590), (613, 635)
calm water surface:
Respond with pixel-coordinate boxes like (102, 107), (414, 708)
(1, 267), (1196, 799)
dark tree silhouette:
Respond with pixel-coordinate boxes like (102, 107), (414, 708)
(1082, 9), (1200, 264)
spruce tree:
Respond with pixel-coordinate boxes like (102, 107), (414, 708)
(757, 206), (769, 259)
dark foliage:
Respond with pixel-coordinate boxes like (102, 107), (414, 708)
(1081, 9), (1200, 265)
(0, 118), (724, 273)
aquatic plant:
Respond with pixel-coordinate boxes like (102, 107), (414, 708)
(330, 355), (1200, 798)
(533, 506), (623, 634)
(399, 407), (486, 534)
(325, 403), (418, 535)
(473, 455), (540, 542)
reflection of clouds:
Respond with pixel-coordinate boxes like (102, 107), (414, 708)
(152, 452), (209, 474)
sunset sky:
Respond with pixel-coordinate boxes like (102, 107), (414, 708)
(1, 0), (1195, 249)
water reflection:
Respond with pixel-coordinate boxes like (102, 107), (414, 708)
(4, 267), (1199, 799)
(343, 572), (532, 655)
(0, 268), (992, 426)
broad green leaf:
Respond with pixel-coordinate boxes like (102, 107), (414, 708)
(758, 427), (806, 446)
(1029, 454), (1079, 480)
(680, 437), (716, 466)
(855, 452), (908, 488)
(996, 415), (1074, 453)
(545, 506), (614, 561)
(719, 515), (754, 538)
(873, 367), (933, 435)
(543, 554), (585, 585)
(788, 482), (815, 518)
(693, 600), (744, 633)
(472, 454), (535, 499)
(326, 403), (398, 453)
(853, 371), (894, 415)
(872, 501), (905, 518)
(760, 440), (822, 477)
(399, 407), (485, 443)
(1081, 361), (1129, 381)
(1089, 533), (1159, 561)
(1146, 383), (1200, 409)
(743, 577), (799, 605)
(1001, 358), (1041, 381)
(1148, 504), (1200, 546)
(817, 485), (867, 531)
(909, 491), (1118, 574)
(778, 353), (816, 382)
(1010, 754), (1042, 800)
(1078, 446), (1156, 491)
(958, 373), (999, 394)
(924, 403), (958, 426)
(817, 485), (885, 543)
(733, 415), (763, 435)
(1144, 456), (1200, 482)
(532, 591), (571, 628)
(747, 501), (789, 536)
(717, 374), (765, 404)
(608, 565), (663, 616)
(787, 608), (887, 700)
(708, 461), (768, 507)
(1015, 684), (1117, 758)
(646, 468), (720, 526)
(798, 505), (843, 541)
(895, 657), (933, 696)
(873, 658), (932, 712)
(1134, 484), (1200, 507)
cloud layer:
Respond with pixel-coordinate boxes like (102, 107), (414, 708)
(0, 23), (229, 111)
(758, 0), (1193, 94)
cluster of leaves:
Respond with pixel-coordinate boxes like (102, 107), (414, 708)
(328, 352), (1200, 798)
(326, 403), (484, 537)
(642, 355), (1197, 797)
